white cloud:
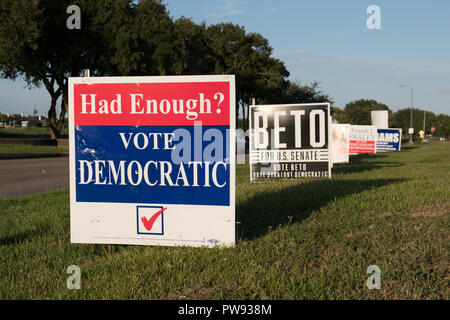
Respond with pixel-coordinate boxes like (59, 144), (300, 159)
(206, 0), (244, 17)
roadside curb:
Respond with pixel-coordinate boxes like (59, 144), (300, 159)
(0, 153), (69, 160)
(0, 138), (69, 148)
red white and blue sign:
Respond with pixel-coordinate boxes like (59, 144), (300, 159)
(69, 76), (236, 247)
(376, 128), (402, 152)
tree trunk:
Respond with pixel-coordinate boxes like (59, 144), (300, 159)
(48, 94), (60, 139)
(236, 102), (241, 130)
(243, 102), (248, 133)
(48, 80), (68, 139)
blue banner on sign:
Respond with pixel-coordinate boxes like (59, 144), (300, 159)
(75, 125), (230, 206)
(376, 128), (402, 152)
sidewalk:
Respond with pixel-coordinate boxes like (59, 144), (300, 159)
(0, 153), (69, 160)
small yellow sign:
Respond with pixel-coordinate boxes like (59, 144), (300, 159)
(419, 130), (425, 139)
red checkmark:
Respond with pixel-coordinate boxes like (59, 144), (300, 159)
(141, 207), (167, 231)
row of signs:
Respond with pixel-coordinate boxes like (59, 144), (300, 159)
(249, 105), (402, 180)
(69, 76), (403, 248)
(332, 124), (402, 161)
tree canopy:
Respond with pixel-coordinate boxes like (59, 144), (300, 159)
(332, 100), (450, 138)
(392, 108), (450, 138)
(0, 0), (150, 137)
(0, 0), (332, 137)
(334, 99), (393, 126)
(272, 81), (333, 105)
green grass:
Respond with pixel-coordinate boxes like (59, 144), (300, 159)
(0, 142), (449, 299)
(0, 144), (68, 155)
(0, 127), (51, 136)
(0, 126), (68, 137)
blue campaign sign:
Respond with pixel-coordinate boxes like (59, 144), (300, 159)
(75, 125), (230, 206)
(376, 128), (402, 152)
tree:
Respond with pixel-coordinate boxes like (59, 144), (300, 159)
(270, 81), (333, 105)
(331, 106), (345, 123)
(433, 113), (450, 138)
(341, 99), (392, 126)
(2, 1), (91, 137)
(392, 108), (423, 137)
(171, 19), (212, 75)
(107, 0), (178, 76)
(1, 1), (333, 136)
(205, 23), (290, 131)
(0, 114), (7, 124)
(0, 0), (174, 138)
(392, 108), (450, 138)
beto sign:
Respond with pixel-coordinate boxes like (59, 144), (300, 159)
(69, 75), (236, 247)
(249, 103), (331, 181)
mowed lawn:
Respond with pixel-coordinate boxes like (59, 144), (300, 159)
(0, 142), (448, 299)
(0, 144), (68, 155)
(0, 127), (68, 137)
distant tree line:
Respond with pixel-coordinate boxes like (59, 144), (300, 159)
(0, 0), (331, 138)
(333, 99), (450, 138)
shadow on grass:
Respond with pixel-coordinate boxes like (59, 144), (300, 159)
(0, 224), (51, 246)
(332, 152), (405, 175)
(400, 144), (419, 152)
(236, 178), (406, 241)
(333, 161), (405, 175)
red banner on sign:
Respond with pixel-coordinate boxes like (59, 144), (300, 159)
(349, 140), (376, 154)
(73, 82), (230, 126)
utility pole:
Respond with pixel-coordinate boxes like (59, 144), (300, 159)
(400, 85), (414, 143)
(423, 110), (426, 138)
(410, 88), (413, 143)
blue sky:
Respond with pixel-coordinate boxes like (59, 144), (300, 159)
(1, 0), (449, 116)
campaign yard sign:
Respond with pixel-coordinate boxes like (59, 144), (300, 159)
(69, 75), (236, 247)
(349, 125), (378, 154)
(331, 123), (350, 163)
(376, 128), (402, 152)
(371, 110), (388, 129)
(249, 103), (331, 182)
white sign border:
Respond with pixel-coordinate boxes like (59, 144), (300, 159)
(68, 75), (236, 247)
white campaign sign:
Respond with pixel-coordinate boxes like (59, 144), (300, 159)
(349, 125), (378, 154)
(69, 75), (236, 247)
(371, 110), (388, 129)
(332, 124), (350, 163)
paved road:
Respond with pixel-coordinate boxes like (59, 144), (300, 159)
(0, 157), (69, 198)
